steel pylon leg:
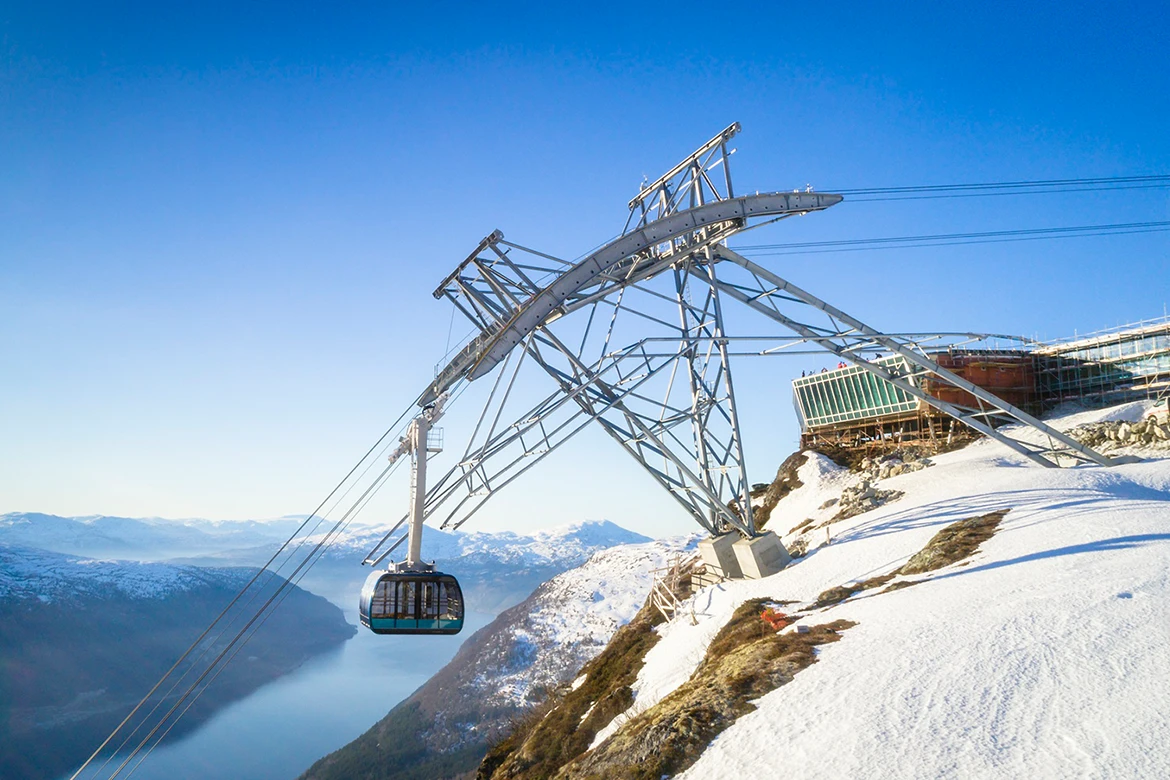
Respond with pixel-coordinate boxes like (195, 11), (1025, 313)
(674, 249), (757, 534)
(522, 327), (754, 537)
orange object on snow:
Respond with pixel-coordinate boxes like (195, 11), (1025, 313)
(761, 607), (791, 631)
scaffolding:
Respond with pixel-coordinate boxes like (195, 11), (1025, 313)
(1035, 316), (1170, 406)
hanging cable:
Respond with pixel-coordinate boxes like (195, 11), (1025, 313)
(733, 220), (1170, 256)
(89, 429), (409, 780)
(106, 457), (404, 780)
(120, 456), (406, 780)
(821, 173), (1170, 202)
(71, 402), (418, 780)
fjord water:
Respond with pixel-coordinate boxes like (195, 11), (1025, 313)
(58, 600), (494, 780)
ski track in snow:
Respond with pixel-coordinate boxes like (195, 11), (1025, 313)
(588, 402), (1169, 779)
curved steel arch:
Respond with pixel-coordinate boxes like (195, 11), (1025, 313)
(420, 190), (843, 405)
(365, 122), (1118, 571)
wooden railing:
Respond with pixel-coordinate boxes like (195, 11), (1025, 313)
(649, 552), (721, 624)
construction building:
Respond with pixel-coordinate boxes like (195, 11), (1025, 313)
(794, 316), (1170, 453)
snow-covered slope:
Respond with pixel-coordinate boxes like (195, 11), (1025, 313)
(465, 535), (698, 710)
(588, 401), (1170, 779)
(300, 535), (695, 780)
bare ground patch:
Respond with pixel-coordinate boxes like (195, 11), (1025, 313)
(897, 509), (1009, 575)
(813, 573), (897, 609)
(811, 508), (1010, 608)
(788, 517), (817, 536)
(554, 599), (855, 780)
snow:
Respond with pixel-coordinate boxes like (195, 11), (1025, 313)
(0, 545), (255, 601)
(0, 510), (649, 572)
(478, 536), (696, 708)
(771, 451), (852, 533)
(586, 403), (1170, 779)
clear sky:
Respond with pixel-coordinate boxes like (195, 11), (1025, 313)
(2, 2), (1168, 539)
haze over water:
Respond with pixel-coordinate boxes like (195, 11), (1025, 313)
(59, 603), (494, 780)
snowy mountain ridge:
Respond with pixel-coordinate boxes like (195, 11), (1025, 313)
(0, 545), (259, 602)
(0, 511), (649, 571)
(320, 519), (651, 569)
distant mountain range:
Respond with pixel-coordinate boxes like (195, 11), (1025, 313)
(0, 512), (305, 561)
(0, 512), (651, 572)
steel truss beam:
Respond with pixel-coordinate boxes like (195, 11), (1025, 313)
(625, 122), (741, 232)
(363, 332), (747, 564)
(422, 187), (842, 405)
(707, 245), (1115, 467)
(522, 327), (753, 536)
(671, 250), (756, 533)
(365, 122), (1116, 566)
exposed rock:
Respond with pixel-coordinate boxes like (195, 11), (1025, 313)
(856, 451), (932, 484)
(1067, 417), (1170, 451)
(752, 452), (809, 531)
(830, 481), (904, 523)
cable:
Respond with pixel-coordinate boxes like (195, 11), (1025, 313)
(823, 173), (1170, 202)
(72, 402), (417, 780)
(733, 220), (1170, 256)
(123, 457), (405, 779)
(107, 457), (402, 780)
(112, 411), (419, 778)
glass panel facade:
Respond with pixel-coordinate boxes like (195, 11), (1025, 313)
(792, 356), (920, 430)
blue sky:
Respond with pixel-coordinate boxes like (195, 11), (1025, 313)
(2, 2), (1168, 538)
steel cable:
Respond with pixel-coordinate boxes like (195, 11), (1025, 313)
(70, 402), (417, 780)
(121, 457), (405, 779)
(733, 220), (1170, 256)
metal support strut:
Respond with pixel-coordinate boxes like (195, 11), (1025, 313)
(363, 121), (1117, 569)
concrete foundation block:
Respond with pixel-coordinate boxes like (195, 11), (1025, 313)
(698, 532), (743, 580)
(732, 532), (792, 579)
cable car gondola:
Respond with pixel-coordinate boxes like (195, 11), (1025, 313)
(359, 567), (464, 635)
(359, 395), (465, 636)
